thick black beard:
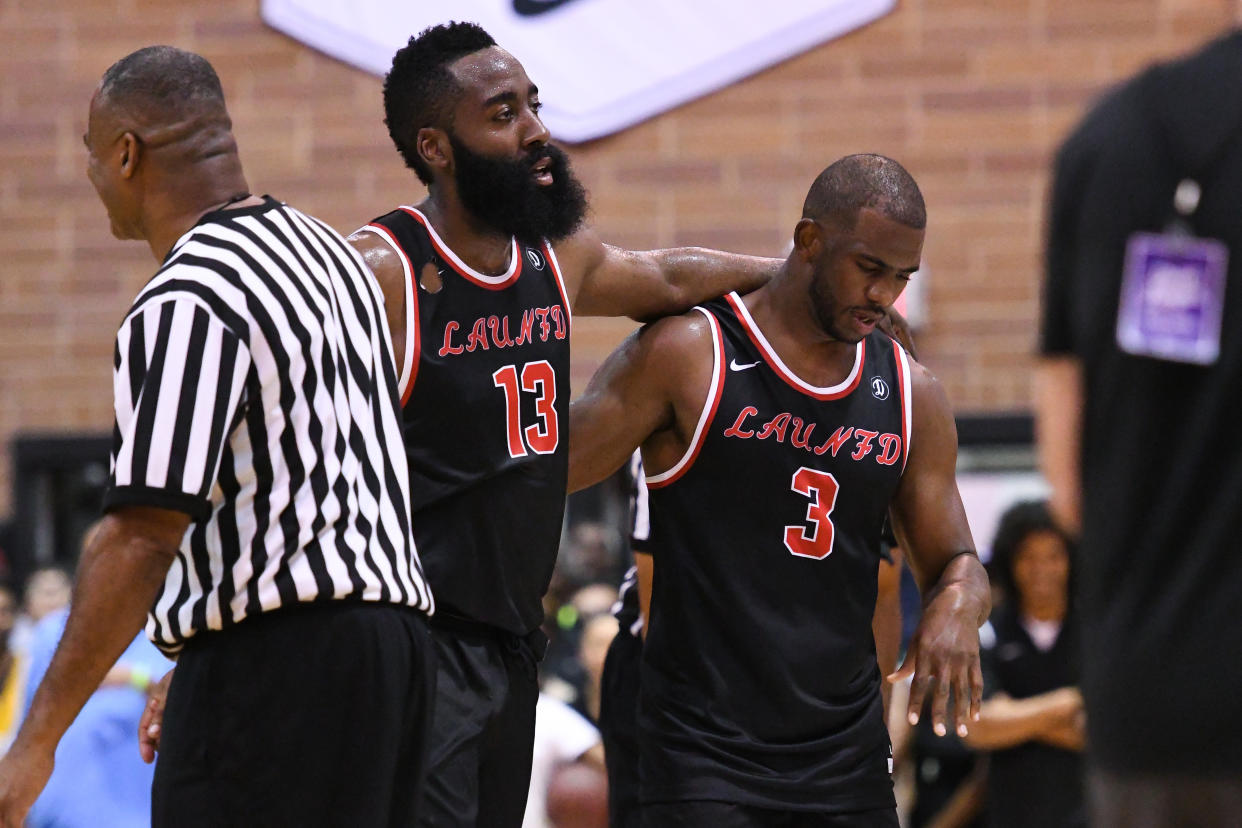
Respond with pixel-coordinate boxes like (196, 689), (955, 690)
(450, 134), (589, 245)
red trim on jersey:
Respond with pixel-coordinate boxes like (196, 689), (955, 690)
(726, 292), (864, 401)
(647, 310), (726, 490)
(398, 207), (522, 291)
(893, 343), (910, 472)
(365, 222), (420, 406)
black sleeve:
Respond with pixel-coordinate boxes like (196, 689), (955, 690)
(1041, 135), (1093, 357)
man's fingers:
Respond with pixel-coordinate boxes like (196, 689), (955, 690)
(969, 658), (984, 723)
(928, 671), (950, 737)
(953, 667), (972, 737)
(905, 656), (930, 727)
(138, 694), (163, 764)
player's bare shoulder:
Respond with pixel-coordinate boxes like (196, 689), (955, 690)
(905, 358), (952, 416)
(545, 224), (606, 302)
(902, 355), (961, 464)
(637, 307), (722, 426)
(347, 228), (407, 362)
(347, 229), (404, 295)
(635, 306), (718, 372)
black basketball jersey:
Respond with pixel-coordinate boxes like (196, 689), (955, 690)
(364, 207), (571, 635)
(639, 292), (910, 812)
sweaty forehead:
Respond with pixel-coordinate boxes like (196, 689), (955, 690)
(850, 207), (924, 267)
(448, 47), (534, 104)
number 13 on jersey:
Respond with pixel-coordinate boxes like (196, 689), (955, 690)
(493, 360), (559, 457)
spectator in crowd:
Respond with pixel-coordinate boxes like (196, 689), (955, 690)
(541, 582), (620, 723)
(963, 500), (1084, 828)
(20, 570), (71, 628)
(576, 612), (617, 723)
(7, 568), (72, 659)
(525, 692), (605, 828)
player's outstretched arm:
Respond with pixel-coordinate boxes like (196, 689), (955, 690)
(554, 226), (779, 320)
(887, 363), (990, 739)
(568, 313), (715, 493)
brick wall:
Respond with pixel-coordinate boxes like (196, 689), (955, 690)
(0, 0), (1237, 513)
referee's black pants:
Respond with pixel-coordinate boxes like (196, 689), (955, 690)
(152, 602), (435, 827)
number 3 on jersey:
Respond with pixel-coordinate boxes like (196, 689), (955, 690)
(784, 466), (839, 559)
(493, 361), (559, 457)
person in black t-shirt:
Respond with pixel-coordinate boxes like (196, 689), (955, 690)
(1037, 29), (1242, 826)
(571, 155), (989, 827)
(963, 501), (1084, 828)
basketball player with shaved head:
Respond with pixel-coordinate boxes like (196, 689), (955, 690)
(570, 154), (990, 827)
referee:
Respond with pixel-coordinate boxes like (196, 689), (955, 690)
(0, 47), (435, 827)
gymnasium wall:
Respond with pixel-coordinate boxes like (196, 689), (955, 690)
(0, 0), (1237, 512)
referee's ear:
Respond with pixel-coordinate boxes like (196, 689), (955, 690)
(119, 131), (142, 180)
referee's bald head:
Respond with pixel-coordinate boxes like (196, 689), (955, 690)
(99, 46), (228, 124)
(85, 46), (249, 253)
(91, 46), (236, 161)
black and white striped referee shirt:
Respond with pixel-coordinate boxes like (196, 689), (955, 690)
(104, 196), (433, 654)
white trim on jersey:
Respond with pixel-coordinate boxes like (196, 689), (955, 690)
(402, 206), (520, 286)
(729, 291), (864, 396)
(356, 224), (416, 400)
(894, 342), (914, 473)
(543, 242), (573, 327)
(646, 307), (722, 486)
(629, 451), (651, 543)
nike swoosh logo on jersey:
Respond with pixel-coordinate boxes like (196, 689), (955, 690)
(730, 359), (761, 371)
(512, 0), (583, 15)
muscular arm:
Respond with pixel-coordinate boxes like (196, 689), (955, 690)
(888, 364), (990, 738)
(348, 230), (407, 372)
(1034, 356), (1083, 535)
(555, 226), (779, 320)
(568, 313), (716, 493)
(0, 506), (188, 825)
(962, 687), (1085, 752)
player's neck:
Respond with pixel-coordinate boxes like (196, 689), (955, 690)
(745, 276), (861, 386)
(417, 195), (514, 276)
